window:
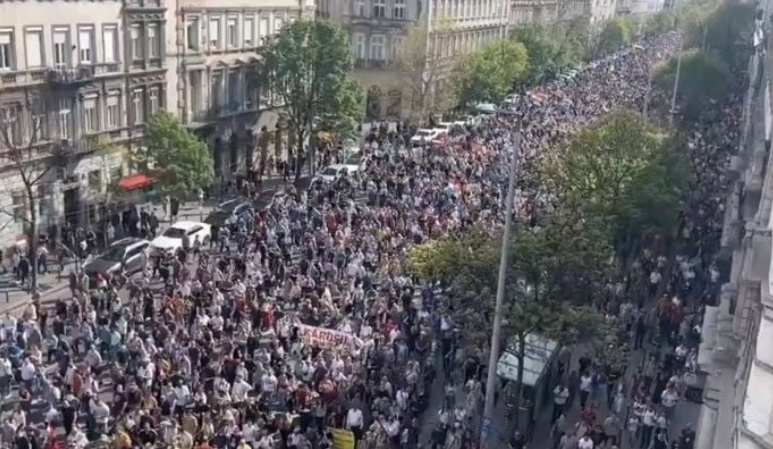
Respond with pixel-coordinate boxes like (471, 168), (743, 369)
(88, 170), (101, 191)
(390, 36), (404, 60)
(352, 33), (365, 59)
(370, 35), (385, 60)
(211, 72), (223, 107)
(244, 17), (254, 47)
(24, 28), (43, 68)
(82, 97), (98, 133)
(131, 25), (143, 60)
(37, 185), (50, 218)
(110, 167), (123, 183)
(209, 17), (221, 48)
(0, 31), (14, 70)
(106, 94), (120, 129)
(31, 111), (48, 141)
(259, 15), (270, 42)
(186, 16), (200, 51)
(78, 27), (93, 64)
(373, 0), (386, 18)
(53, 29), (69, 68)
(57, 99), (70, 139)
(149, 88), (159, 116)
(227, 17), (238, 47)
(274, 16), (284, 33)
(354, 0), (365, 16)
(227, 71), (240, 109)
(147, 24), (159, 58)
(103, 26), (118, 63)
(394, 0), (406, 18)
(0, 107), (19, 146)
(132, 89), (144, 124)
(11, 192), (24, 224)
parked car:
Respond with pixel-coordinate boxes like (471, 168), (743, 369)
(150, 221), (211, 254)
(205, 198), (254, 227)
(83, 237), (151, 280)
(315, 164), (360, 183)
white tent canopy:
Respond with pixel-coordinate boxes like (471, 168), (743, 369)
(496, 333), (559, 387)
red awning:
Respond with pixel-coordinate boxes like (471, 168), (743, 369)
(118, 174), (153, 191)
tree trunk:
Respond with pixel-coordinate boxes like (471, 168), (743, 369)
(25, 183), (39, 300)
(295, 128), (307, 181)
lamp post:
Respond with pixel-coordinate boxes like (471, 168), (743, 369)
(669, 44), (683, 127)
(480, 125), (520, 448)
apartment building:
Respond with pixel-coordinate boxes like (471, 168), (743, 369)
(0, 0), (168, 247)
(320, 0), (509, 120)
(168, 0), (315, 180)
(695, 8), (773, 449)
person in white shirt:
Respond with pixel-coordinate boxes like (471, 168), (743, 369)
(20, 358), (36, 391)
(578, 434), (594, 449)
(552, 385), (570, 423)
(579, 372), (593, 408)
(640, 405), (656, 449)
(345, 406), (364, 442)
(661, 384), (680, 422)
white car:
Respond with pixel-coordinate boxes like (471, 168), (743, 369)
(315, 164), (359, 183)
(151, 221), (211, 254)
(410, 128), (443, 148)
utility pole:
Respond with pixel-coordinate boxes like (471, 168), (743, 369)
(669, 45), (682, 127)
(643, 69), (653, 119)
(480, 129), (520, 448)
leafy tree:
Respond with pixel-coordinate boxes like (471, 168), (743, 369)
(686, 1), (754, 69)
(541, 110), (690, 251)
(132, 110), (214, 200)
(315, 78), (365, 141)
(454, 40), (530, 105)
(654, 51), (732, 120)
(645, 10), (679, 35)
(510, 24), (581, 86)
(261, 20), (363, 174)
(596, 18), (633, 56)
(397, 21), (460, 124)
(0, 92), (69, 298)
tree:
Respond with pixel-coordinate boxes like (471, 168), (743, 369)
(454, 40), (530, 106)
(0, 91), (70, 298)
(397, 21), (460, 124)
(540, 111), (690, 253)
(686, 1), (754, 70)
(645, 10), (679, 35)
(654, 51), (732, 120)
(596, 18), (633, 56)
(261, 20), (363, 174)
(316, 78), (365, 141)
(510, 24), (581, 86)
(131, 110), (214, 201)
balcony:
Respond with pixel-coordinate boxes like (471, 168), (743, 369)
(355, 59), (389, 70)
(0, 69), (50, 87)
(347, 12), (414, 27)
(46, 66), (95, 88)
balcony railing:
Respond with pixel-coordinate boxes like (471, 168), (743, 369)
(46, 66), (95, 87)
(355, 59), (389, 70)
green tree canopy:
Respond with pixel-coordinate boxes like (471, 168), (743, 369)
(454, 39), (530, 105)
(261, 20), (363, 170)
(645, 10), (680, 35)
(596, 18), (634, 56)
(133, 110), (214, 199)
(686, 1), (754, 69)
(510, 24), (581, 86)
(654, 50), (732, 120)
(541, 111), (689, 243)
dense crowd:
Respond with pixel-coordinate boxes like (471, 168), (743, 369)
(0, 31), (730, 449)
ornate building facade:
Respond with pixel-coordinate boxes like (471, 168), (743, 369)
(166, 0), (315, 181)
(320, 0), (509, 121)
(0, 0), (168, 246)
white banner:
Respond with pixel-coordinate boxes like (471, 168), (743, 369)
(296, 324), (363, 350)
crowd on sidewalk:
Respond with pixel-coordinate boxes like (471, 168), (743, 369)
(0, 32), (726, 449)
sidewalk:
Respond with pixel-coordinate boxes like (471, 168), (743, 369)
(0, 261), (76, 317)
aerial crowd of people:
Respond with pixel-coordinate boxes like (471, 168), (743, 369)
(0, 29), (741, 449)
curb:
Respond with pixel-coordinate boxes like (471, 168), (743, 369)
(0, 283), (71, 317)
